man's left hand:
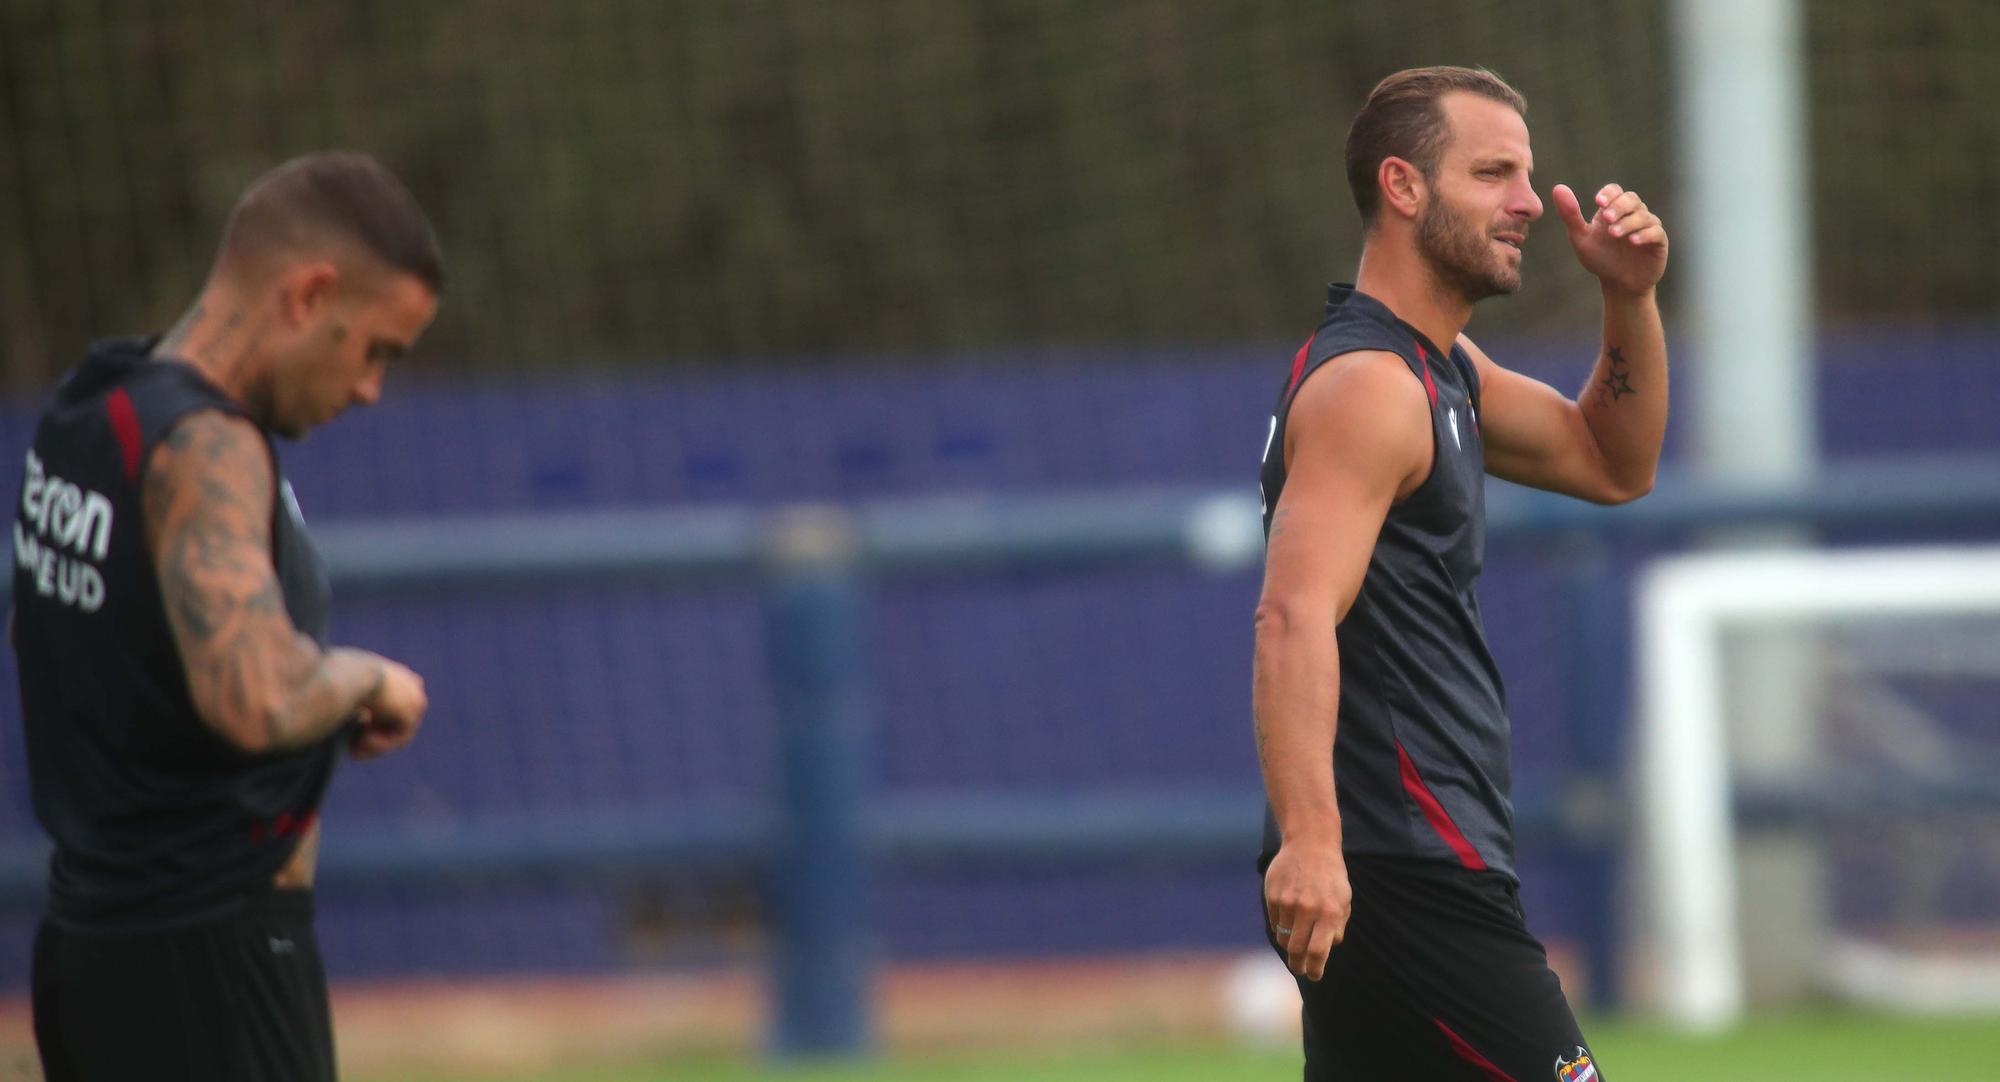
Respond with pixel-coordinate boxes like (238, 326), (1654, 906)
(1552, 183), (1668, 297)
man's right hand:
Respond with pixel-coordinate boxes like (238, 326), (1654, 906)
(1263, 835), (1352, 981)
(1251, 353), (1416, 985)
(349, 658), (427, 760)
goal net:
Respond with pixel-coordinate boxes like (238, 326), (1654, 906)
(1633, 545), (2000, 1029)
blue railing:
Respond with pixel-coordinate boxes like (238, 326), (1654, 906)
(5, 453), (2000, 1054)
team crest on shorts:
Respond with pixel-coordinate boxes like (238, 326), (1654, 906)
(1553, 1046), (1597, 1082)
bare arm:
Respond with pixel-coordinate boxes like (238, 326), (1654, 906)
(143, 410), (389, 754)
(1254, 351), (1430, 979)
(1471, 182), (1670, 504)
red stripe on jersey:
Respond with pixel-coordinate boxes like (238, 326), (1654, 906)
(1432, 1018), (1519, 1081)
(106, 387), (143, 483)
(1284, 331), (1316, 402)
(1396, 742), (1487, 870)
(1415, 341), (1438, 408)
(250, 809), (319, 842)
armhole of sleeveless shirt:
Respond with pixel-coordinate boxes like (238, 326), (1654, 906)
(1284, 348), (1444, 510)
(1390, 358), (1446, 510)
(1450, 347), (1482, 418)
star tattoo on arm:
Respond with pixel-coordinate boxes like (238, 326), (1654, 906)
(1598, 345), (1636, 404)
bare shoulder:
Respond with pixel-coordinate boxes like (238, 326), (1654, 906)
(1286, 349), (1430, 463)
(141, 412), (272, 519)
(140, 410), (274, 568)
(150, 410), (268, 472)
(1291, 349), (1424, 414)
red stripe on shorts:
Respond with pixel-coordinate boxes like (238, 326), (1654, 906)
(1432, 1018), (1519, 1081)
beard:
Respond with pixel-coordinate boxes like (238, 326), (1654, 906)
(1416, 196), (1522, 304)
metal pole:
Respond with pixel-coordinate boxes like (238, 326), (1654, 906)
(1676, 0), (1815, 482)
(1668, 0), (1820, 1015)
(763, 508), (874, 1058)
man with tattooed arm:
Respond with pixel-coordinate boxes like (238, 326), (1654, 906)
(12, 152), (441, 1081)
(1253, 67), (1667, 1079)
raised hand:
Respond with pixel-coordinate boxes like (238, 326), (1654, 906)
(1552, 183), (1668, 298)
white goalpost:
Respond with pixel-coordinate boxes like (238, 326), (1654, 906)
(1634, 544), (2000, 1030)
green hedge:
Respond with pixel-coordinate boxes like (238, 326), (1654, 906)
(0, 1), (1987, 384)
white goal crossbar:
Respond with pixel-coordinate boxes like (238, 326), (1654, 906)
(1636, 545), (2000, 1030)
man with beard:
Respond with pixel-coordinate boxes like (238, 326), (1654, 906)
(14, 152), (438, 1081)
(1253, 67), (1665, 1078)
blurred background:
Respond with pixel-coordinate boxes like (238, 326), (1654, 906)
(3, 2), (2000, 1079)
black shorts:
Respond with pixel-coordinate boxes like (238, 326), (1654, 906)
(32, 889), (335, 1082)
(1262, 853), (1602, 1082)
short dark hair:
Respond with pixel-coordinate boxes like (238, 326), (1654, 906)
(1345, 67), (1527, 227)
(220, 152), (445, 293)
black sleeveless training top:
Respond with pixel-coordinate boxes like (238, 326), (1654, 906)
(1257, 285), (1516, 879)
(13, 336), (338, 932)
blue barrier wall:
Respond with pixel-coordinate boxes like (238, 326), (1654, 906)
(2, 326), (1997, 991)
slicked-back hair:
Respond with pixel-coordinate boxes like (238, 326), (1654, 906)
(1345, 66), (1527, 228)
(219, 152), (444, 293)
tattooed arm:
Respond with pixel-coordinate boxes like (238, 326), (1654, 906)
(1462, 181), (1669, 504)
(1460, 313), (1666, 505)
(143, 410), (425, 755)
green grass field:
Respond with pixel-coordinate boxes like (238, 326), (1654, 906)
(377, 1012), (2000, 1081)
